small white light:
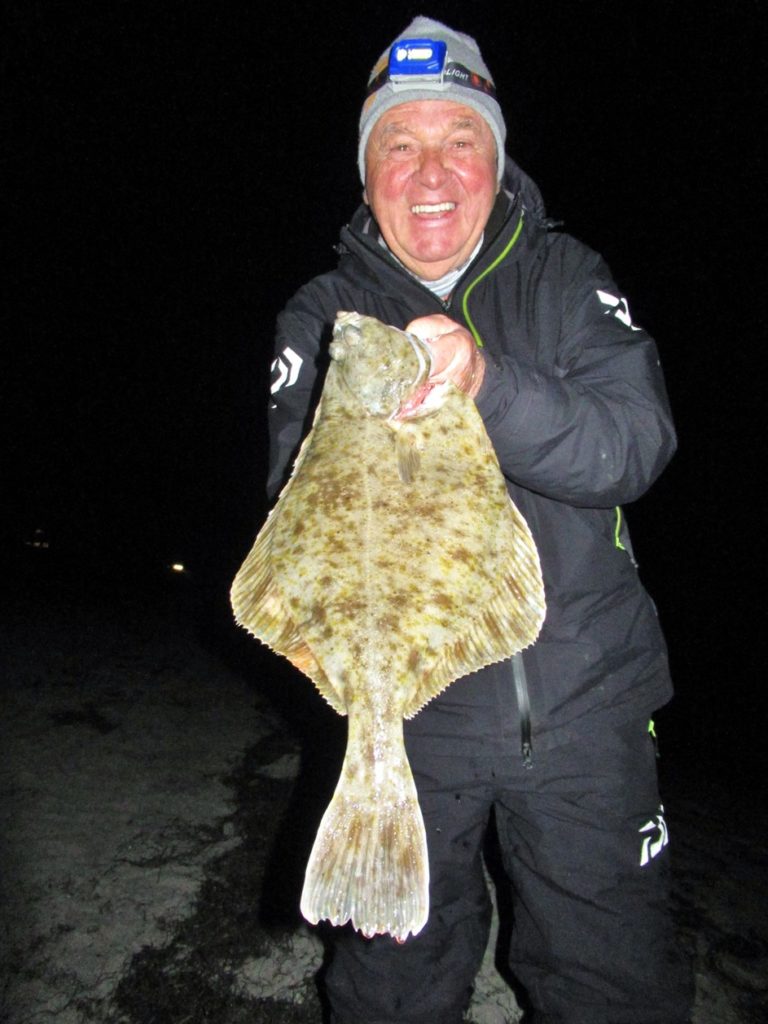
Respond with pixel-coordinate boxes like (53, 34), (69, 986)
(170, 563), (186, 573)
(405, 45), (434, 61)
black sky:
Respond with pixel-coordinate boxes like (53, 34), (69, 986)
(5, 1), (766, 758)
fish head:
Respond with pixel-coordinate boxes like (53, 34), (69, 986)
(330, 312), (432, 418)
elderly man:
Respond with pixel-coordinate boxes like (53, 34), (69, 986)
(266, 16), (693, 1024)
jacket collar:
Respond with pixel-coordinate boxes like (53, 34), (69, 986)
(338, 188), (525, 306)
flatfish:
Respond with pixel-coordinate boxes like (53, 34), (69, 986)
(231, 311), (545, 941)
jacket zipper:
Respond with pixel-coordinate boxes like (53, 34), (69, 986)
(458, 209), (533, 767)
(512, 653), (533, 768)
(460, 211), (525, 347)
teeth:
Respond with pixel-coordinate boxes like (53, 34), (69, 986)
(411, 202), (456, 214)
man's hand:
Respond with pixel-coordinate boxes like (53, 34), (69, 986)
(405, 314), (486, 399)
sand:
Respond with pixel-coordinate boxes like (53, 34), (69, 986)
(1, 560), (766, 1023)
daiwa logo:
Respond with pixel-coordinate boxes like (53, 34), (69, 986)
(597, 289), (642, 331)
(638, 806), (669, 866)
(271, 347), (303, 394)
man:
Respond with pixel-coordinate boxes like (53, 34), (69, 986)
(267, 16), (693, 1024)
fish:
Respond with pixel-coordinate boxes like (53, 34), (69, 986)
(230, 311), (546, 942)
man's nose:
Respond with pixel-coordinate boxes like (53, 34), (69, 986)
(416, 147), (449, 188)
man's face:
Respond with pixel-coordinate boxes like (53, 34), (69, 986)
(364, 100), (498, 282)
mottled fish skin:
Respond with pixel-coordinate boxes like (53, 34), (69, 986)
(230, 312), (546, 941)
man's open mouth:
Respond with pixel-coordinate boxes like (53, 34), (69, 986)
(410, 202), (456, 214)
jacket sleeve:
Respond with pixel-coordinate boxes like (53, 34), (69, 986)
(474, 240), (677, 508)
(265, 290), (330, 501)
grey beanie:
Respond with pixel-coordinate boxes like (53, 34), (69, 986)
(358, 16), (506, 184)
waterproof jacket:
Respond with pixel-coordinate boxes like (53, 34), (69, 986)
(265, 158), (677, 754)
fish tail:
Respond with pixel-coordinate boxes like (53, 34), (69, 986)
(300, 748), (429, 942)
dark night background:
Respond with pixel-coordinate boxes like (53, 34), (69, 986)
(4, 2), (766, 776)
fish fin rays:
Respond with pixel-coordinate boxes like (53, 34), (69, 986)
(230, 499), (346, 717)
(403, 563), (546, 720)
(300, 747), (429, 942)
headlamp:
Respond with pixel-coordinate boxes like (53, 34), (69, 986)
(365, 36), (497, 100)
(388, 39), (447, 85)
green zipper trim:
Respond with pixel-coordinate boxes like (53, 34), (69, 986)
(614, 506), (627, 551)
(461, 210), (525, 348)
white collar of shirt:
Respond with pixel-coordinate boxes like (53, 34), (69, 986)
(378, 235), (484, 301)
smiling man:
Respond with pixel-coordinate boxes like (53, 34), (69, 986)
(264, 16), (693, 1024)
(363, 102), (498, 281)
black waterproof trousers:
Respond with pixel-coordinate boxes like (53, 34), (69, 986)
(324, 666), (693, 1024)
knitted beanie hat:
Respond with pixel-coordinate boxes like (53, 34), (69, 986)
(358, 16), (506, 183)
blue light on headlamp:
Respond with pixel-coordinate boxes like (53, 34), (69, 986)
(388, 38), (447, 86)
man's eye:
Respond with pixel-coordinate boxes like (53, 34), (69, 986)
(385, 141), (415, 159)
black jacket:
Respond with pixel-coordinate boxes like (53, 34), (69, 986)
(266, 158), (676, 753)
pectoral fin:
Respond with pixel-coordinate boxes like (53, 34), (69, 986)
(395, 426), (421, 484)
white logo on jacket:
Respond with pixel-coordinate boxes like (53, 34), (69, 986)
(271, 347), (303, 394)
(638, 806), (669, 866)
(597, 289), (642, 331)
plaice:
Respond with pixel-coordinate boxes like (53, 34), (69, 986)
(230, 312), (546, 941)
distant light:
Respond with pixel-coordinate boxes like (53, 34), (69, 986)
(24, 528), (50, 550)
(170, 563), (186, 573)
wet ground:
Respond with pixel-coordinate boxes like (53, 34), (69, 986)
(1, 558), (766, 1023)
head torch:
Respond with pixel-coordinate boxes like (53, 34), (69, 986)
(366, 37), (497, 99)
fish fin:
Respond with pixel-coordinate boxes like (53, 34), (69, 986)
(300, 731), (429, 941)
(395, 426), (420, 484)
(230, 499), (346, 717)
(403, 527), (546, 719)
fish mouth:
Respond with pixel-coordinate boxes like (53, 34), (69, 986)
(404, 330), (432, 382)
(390, 331), (439, 421)
(410, 202), (456, 215)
